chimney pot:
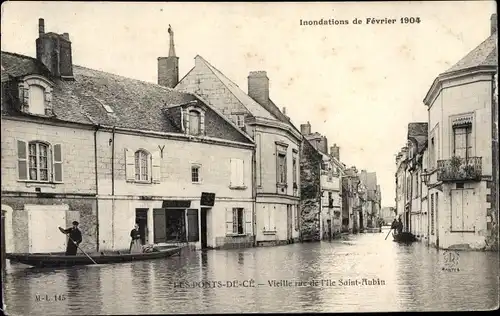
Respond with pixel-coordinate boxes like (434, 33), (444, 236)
(62, 33), (70, 41)
(38, 18), (45, 37)
(491, 14), (497, 35)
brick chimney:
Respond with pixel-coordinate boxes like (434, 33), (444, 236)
(300, 121), (311, 135)
(35, 18), (74, 79)
(248, 71), (269, 107)
(491, 13), (497, 35)
(158, 25), (179, 88)
(330, 144), (340, 161)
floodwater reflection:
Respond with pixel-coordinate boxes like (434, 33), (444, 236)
(4, 229), (499, 314)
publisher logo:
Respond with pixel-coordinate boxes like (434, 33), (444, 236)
(442, 250), (460, 272)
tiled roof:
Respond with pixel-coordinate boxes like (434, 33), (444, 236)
(1, 51), (253, 144)
(443, 33), (498, 75)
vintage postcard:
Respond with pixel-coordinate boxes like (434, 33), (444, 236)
(1, 1), (498, 314)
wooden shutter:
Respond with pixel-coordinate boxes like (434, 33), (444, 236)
(463, 189), (475, 232)
(451, 190), (462, 231)
(225, 208), (233, 235)
(17, 140), (28, 180)
(244, 208), (252, 235)
(124, 148), (135, 181)
(53, 144), (63, 182)
(152, 150), (161, 183)
(238, 159), (244, 186)
(187, 209), (199, 242)
(153, 209), (166, 244)
(230, 159), (237, 187)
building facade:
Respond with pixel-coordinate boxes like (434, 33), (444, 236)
(422, 14), (497, 250)
(1, 19), (255, 254)
(173, 32), (302, 246)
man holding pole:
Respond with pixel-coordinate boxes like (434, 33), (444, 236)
(60, 221), (83, 256)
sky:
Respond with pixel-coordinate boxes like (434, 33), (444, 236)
(1, 1), (497, 207)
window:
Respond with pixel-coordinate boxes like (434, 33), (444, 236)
(134, 150), (149, 181)
(292, 157), (297, 184)
(191, 165), (201, 183)
(226, 208), (251, 235)
(17, 140), (63, 182)
(453, 125), (472, 159)
(125, 148), (160, 183)
(278, 153), (287, 184)
(28, 85), (46, 115)
(328, 192), (333, 208)
(430, 137), (435, 169)
(406, 176), (411, 200)
(430, 193), (435, 235)
(189, 110), (201, 135)
(232, 208), (244, 234)
(236, 115), (245, 128)
(230, 158), (245, 188)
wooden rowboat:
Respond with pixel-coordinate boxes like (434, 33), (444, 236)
(392, 232), (417, 243)
(6, 246), (183, 268)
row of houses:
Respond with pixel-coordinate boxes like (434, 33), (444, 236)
(1, 18), (382, 254)
(394, 14), (498, 251)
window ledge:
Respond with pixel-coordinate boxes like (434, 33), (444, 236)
(263, 231), (277, 235)
(226, 233), (248, 237)
(276, 183), (288, 188)
(126, 180), (154, 185)
(21, 181), (62, 188)
(192, 181), (203, 185)
(229, 185), (247, 190)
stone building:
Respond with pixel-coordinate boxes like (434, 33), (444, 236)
(380, 207), (396, 225)
(359, 170), (382, 229)
(1, 19), (255, 254)
(174, 30), (302, 246)
(342, 166), (366, 233)
(422, 14), (497, 250)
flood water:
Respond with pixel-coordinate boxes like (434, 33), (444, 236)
(3, 227), (499, 314)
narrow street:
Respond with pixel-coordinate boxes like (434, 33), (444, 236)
(4, 228), (498, 314)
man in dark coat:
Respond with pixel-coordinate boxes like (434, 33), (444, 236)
(61, 221), (83, 256)
(397, 217), (404, 234)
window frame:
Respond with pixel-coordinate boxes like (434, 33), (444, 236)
(134, 149), (151, 182)
(17, 140), (64, 183)
(232, 207), (244, 235)
(28, 141), (51, 182)
(188, 109), (202, 136)
(18, 75), (54, 116)
(191, 164), (202, 184)
(452, 124), (473, 159)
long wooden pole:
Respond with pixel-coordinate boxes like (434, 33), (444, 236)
(385, 228), (393, 240)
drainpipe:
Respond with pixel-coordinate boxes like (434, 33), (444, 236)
(318, 160), (322, 241)
(94, 124), (101, 252)
(111, 126), (116, 249)
(252, 146), (257, 247)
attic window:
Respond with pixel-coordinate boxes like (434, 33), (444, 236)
(184, 105), (206, 136)
(19, 75), (54, 116)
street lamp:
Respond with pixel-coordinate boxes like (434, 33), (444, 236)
(420, 169), (430, 185)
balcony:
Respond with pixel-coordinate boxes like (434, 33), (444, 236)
(437, 156), (482, 182)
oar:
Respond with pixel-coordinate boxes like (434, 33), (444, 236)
(385, 228), (393, 240)
(59, 227), (98, 264)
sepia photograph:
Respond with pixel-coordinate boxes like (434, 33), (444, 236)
(0, 1), (498, 314)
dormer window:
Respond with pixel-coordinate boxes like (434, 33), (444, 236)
(183, 104), (206, 136)
(189, 110), (201, 135)
(28, 85), (46, 115)
(18, 75), (54, 116)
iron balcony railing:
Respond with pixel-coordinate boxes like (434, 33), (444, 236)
(437, 156), (482, 182)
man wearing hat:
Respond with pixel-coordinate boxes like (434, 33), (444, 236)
(59, 221), (83, 256)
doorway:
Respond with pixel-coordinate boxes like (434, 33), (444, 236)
(286, 205), (293, 241)
(135, 209), (148, 245)
(201, 208), (208, 249)
(359, 211), (364, 231)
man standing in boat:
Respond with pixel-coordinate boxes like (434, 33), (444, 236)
(60, 221), (83, 256)
(396, 217), (403, 235)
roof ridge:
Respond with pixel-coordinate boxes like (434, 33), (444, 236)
(73, 64), (180, 93)
(1, 51), (39, 62)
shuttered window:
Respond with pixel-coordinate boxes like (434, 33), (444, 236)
(17, 140), (63, 183)
(230, 158), (244, 187)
